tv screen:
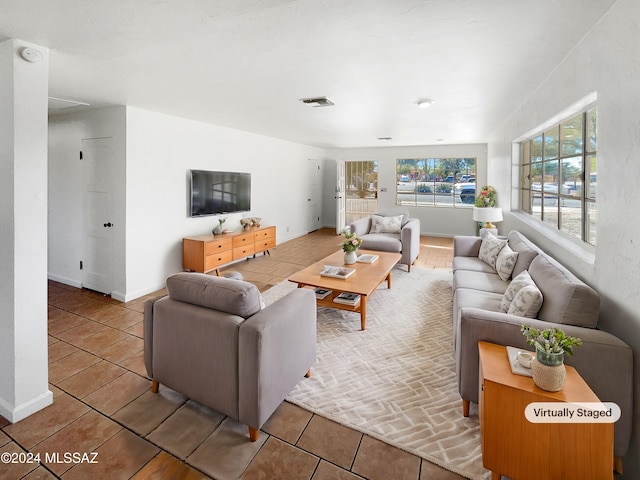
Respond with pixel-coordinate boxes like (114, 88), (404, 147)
(190, 170), (251, 217)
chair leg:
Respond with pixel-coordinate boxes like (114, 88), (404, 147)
(248, 426), (259, 442)
(614, 455), (623, 474)
(462, 399), (470, 417)
(151, 380), (159, 393)
(305, 369), (311, 378)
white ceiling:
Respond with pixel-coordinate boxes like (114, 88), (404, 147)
(1, 0), (615, 148)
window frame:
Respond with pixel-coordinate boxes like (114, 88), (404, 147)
(519, 105), (597, 245)
(395, 157), (477, 208)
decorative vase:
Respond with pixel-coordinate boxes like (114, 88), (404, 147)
(212, 224), (223, 235)
(531, 349), (566, 392)
(344, 250), (357, 265)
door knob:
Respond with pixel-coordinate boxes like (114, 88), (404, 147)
(103, 222), (113, 227)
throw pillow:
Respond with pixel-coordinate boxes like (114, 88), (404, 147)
(495, 245), (519, 281)
(478, 232), (507, 270)
(370, 214), (402, 234)
(507, 284), (544, 318)
(500, 270), (535, 313)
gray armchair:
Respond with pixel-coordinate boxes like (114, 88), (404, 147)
(350, 213), (420, 271)
(144, 272), (316, 441)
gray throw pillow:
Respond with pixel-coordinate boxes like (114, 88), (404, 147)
(507, 284), (544, 318)
(500, 270), (535, 313)
(495, 245), (519, 281)
(478, 232), (507, 270)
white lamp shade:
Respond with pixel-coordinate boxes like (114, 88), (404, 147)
(473, 207), (503, 225)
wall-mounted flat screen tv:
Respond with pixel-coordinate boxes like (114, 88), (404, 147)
(190, 170), (251, 217)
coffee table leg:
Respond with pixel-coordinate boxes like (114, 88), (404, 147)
(387, 272), (392, 289)
(360, 296), (367, 330)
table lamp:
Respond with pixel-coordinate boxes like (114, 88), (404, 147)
(473, 207), (503, 229)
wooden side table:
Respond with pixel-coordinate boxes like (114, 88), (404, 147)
(478, 341), (613, 480)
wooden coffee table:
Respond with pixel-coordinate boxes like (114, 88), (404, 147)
(288, 249), (401, 330)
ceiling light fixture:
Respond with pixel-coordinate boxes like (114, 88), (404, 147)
(416, 99), (434, 109)
(378, 137), (393, 141)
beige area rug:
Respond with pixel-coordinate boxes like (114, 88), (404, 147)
(262, 267), (489, 480)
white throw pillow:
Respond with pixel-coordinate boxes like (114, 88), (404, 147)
(478, 232), (507, 270)
(507, 284), (544, 318)
(370, 214), (402, 234)
(495, 245), (519, 281)
(500, 270), (535, 313)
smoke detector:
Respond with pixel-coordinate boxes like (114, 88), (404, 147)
(300, 96), (334, 107)
(20, 47), (44, 63)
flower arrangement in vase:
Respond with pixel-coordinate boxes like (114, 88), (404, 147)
(475, 185), (497, 207)
(521, 325), (582, 391)
(341, 229), (363, 264)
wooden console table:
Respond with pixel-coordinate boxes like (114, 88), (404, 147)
(183, 225), (275, 274)
(478, 341), (613, 480)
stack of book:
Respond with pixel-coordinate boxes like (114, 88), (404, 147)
(356, 253), (379, 263)
(314, 288), (332, 299)
(321, 265), (356, 279)
(333, 292), (360, 306)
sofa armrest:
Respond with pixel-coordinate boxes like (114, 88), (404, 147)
(453, 235), (482, 257)
(400, 218), (421, 267)
(350, 217), (371, 237)
(238, 288), (317, 429)
(143, 296), (165, 379)
(456, 307), (633, 457)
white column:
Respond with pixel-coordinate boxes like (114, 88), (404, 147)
(0, 39), (52, 422)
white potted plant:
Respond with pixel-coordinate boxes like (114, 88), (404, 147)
(521, 325), (582, 391)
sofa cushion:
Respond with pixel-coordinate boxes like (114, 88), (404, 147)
(500, 270), (536, 313)
(454, 288), (504, 319)
(370, 214), (402, 234)
(361, 233), (402, 252)
(507, 284), (543, 318)
(453, 270), (509, 295)
(166, 272), (262, 319)
(495, 245), (519, 281)
(478, 232), (507, 270)
(452, 256), (496, 274)
(507, 230), (542, 277)
(528, 254), (600, 328)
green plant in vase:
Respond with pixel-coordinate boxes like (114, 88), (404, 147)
(521, 325), (582, 392)
(521, 325), (582, 364)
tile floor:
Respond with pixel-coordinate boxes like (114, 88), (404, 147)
(0, 228), (461, 480)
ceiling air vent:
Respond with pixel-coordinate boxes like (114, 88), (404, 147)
(300, 96), (334, 107)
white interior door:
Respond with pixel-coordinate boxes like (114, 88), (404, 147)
(82, 137), (115, 295)
(307, 159), (322, 232)
(336, 159), (346, 234)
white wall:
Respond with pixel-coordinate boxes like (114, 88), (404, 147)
(124, 107), (327, 300)
(48, 107), (127, 295)
(487, 0), (640, 475)
(0, 39), (52, 422)
(49, 106), (327, 301)
(324, 144), (488, 236)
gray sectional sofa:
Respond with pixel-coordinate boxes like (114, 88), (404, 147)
(453, 230), (633, 463)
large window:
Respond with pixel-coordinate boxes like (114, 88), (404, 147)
(396, 158), (477, 207)
(519, 107), (597, 245)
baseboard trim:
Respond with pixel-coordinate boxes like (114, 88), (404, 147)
(0, 389), (53, 423)
(47, 273), (82, 289)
